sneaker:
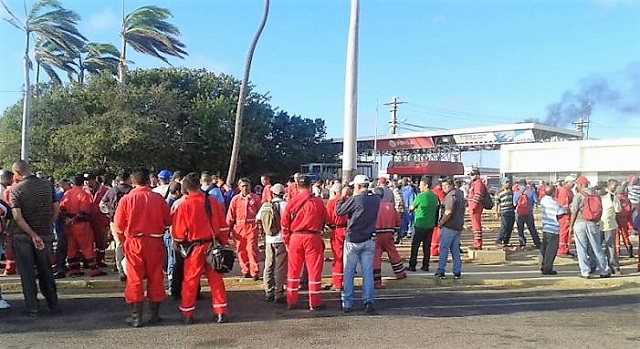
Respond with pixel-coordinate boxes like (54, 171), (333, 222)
(406, 266), (417, 272)
(434, 272), (445, 279)
(364, 302), (375, 315)
(453, 273), (461, 280)
(0, 299), (10, 309)
(420, 266), (429, 272)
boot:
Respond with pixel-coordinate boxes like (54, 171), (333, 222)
(126, 302), (143, 328)
(628, 245), (635, 259)
(148, 302), (161, 324)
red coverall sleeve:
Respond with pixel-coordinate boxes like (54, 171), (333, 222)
(226, 197), (236, 227)
(280, 200), (293, 245)
(213, 200), (230, 245)
(171, 205), (187, 242)
(470, 181), (483, 204)
(162, 201), (172, 227)
(113, 197), (128, 240)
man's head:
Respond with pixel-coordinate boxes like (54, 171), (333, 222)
(518, 179), (527, 187)
(298, 175), (312, 190)
(11, 160), (30, 179)
(379, 177), (388, 187)
(545, 185), (556, 197)
(469, 169), (480, 181)
(441, 177), (455, 193)
(401, 177), (410, 187)
(172, 171), (184, 182)
(271, 183), (285, 198)
(149, 173), (158, 187)
(564, 175), (576, 189)
(169, 182), (183, 199)
(83, 172), (98, 189)
(349, 174), (370, 195)
(501, 177), (511, 189)
(607, 179), (619, 193)
(238, 178), (251, 195)
(157, 169), (172, 184)
(330, 183), (343, 198)
(575, 176), (589, 191)
(200, 171), (213, 186)
(131, 168), (151, 187)
(182, 172), (201, 194)
(293, 172), (301, 182)
(215, 176), (225, 187)
(57, 178), (72, 192)
(72, 175), (84, 187)
(261, 175), (271, 186)
(0, 170), (12, 186)
(418, 177), (431, 193)
(373, 186), (385, 198)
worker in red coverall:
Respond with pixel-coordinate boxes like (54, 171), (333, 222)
(226, 178), (262, 280)
(60, 176), (106, 277)
(467, 169), (487, 249)
(326, 183), (348, 291)
(171, 173), (230, 324)
(84, 173), (110, 268)
(555, 176), (575, 257)
(372, 187), (406, 289)
(284, 172), (301, 200)
(430, 180), (446, 257)
(260, 175), (273, 204)
(281, 175), (328, 311)
(1, 175), (19, 276)
(113, 168), (171, 328)
(616, 189), (634, 258)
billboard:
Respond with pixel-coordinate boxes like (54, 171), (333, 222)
(453, 130), (535, 145)
(375, 136), (434, 151)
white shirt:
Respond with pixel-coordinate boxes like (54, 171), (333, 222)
(153, 184), (170, 198)
(256, 198), (286, 244)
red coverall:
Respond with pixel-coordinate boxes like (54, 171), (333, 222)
(261, 184), (273, 204)
(430, 185), (446, 257)
(326, 194), (348, 289)
(172, 193), (230, 318)
(85, 184), (110, 265)
(285, 182), (298, 201)
(374, 201), (406, 288)
(555, 186), (574, 255)
(1, 186), (16, 275)
(114, 186), (171, 304)
(281, 189), (327, 308)
(616, 194), (633, 256)
(60, 186), (101, 277)
(226, 193), (261, 277)
(468, 179), (486, 249)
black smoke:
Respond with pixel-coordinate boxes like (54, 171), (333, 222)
(543, 61), (640, 127)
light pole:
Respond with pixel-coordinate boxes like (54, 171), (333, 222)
(341, 0), (359, 183)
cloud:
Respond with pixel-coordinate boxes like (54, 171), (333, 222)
(182, 54), (229, 74)
(87, 7), (119, 32)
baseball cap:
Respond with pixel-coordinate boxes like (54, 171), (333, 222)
(501, 177), (510, 183)
(270, 183), (285, 195)
(564, 175), (577, 182)
(349, 174), (370, 186)
(83, 172), (96, 181)
(576, 176), (589, 186)
(158, 169), (172, 180)
(468, 169), (480, 176)
(379, 177), (388, 185)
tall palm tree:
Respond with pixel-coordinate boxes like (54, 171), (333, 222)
(34, 38), (76, 87)
(227, 0), (270, 185)
(119, 5), (187, 87)
(75, 43), (120, 84)
(1, 0), (86, 161)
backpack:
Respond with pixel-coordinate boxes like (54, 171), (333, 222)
(481, 191), (494, 210)
(260, 200), (281, 236)
(515, 189), (531, 216)
(580, 191), (603, 222)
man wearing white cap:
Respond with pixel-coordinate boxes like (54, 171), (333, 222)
(256, 183), (287, 303)
(556, 175), (576, 257)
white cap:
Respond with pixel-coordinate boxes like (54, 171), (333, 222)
(564, 175), (576, 182)
(270, 183), (285, 195)
(349, 174), (370, 186)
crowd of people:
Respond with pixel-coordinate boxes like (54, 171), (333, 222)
(0, 161), (639, 326)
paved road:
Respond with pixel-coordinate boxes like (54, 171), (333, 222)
(1, 286), (639, 348)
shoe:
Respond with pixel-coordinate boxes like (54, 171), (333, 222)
(243, 274), (252, 279)
(342, 306), (353, 314)
(541, 270), (557, 275)
(274, 298), (286, 304)
(97, 262), (108, 269)
(252, 275), (260, 281)
(578, 274), (592, 279)
(215, 314), (227, 323)
(265, 295), (275, 302)
(434, 272), (445, 279)
(599, 274), (611, 279)
(120, 275), (127, 282)
(287, 304), (296, 310)
(407, 266), (417, 272)
(329, 286), (342, 292)
(364, 302), (375, 315)
(420, 266), (429, 272)
(0, 299), (10, 309)
(453, 273), (461, 280)
(616, 268), (622, 275)
(183, 316), (194, 325)
(24, 310), (39, 318)
(148, 302), (161, 324)
(53, 271), (66, 279)
(589, 267), (596, 274)
(309, 305), (326, 311)
(126, 303), (143, 328)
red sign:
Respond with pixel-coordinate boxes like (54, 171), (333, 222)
(387, 161), (464, 176)
(376, 137), (434, 151)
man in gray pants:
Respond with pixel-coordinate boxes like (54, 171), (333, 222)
(257, 183), (288, 303)
(539, 186), (564, 275)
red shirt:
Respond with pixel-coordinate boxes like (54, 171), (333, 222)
(171, 192), (229, 245)
(326, 194), (348, 228)
(281, 189), (327, 237)
(226, 193), (261, 227)
(555, 186), (574, 213)
(60, 186), (92, 214)
(432, 185), (445, 201)
(375, 201), (400, 231)
(261, 184), (273, 204)
(113, 186), (171, 238)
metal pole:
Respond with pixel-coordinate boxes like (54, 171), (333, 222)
(341, 0), (359, 183)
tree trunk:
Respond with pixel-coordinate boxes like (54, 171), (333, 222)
(35, 62), (40, 97)
(21, 33), (31, 161)
(226, 0), (270, 185)
(118, 35), (127, 89)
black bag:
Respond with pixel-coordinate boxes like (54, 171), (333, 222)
(203, 194), (235, 273)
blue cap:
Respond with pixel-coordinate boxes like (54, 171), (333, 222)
(501, 177), (510, 183)
(158, 170), (172, 180)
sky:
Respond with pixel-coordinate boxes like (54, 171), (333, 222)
(1, 0), (639, 169)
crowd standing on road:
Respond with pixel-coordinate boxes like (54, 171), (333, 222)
(1, 163), (640, 326)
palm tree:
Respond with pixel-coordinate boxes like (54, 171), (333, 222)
(34, 38), (76, 87)
(75, 43), (121, 84)
(227, 0), (270, 185)
(1, 0), (86, 161)
(119, 5), (187, 87)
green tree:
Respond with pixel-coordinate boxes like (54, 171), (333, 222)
(1, 0), (86, 161)
(74, 42), (121, 84)
(118, 5), (187, 87)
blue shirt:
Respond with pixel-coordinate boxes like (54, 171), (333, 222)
(201, 185), (225, 205)
(401, 185), (416, 208)
(335, 191), (381, 243)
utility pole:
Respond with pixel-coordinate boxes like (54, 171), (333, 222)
(341, 0), (359, 183)
(384, 96), (405, 135)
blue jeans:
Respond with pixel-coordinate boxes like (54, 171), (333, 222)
(496, 211), (515, 244)
(516, 213), (541, 247)
(437, 227), (462, 275)
(574, 221), (610, 276)
(163, 231), (175, 291)
(341, 239), (375, 309)
(401, 212), (414, 238)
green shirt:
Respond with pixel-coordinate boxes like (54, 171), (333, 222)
(412, 190), (440, 229)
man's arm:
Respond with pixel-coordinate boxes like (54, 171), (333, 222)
(11, 208), (45, 250)
(335, 196), (356, 217)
